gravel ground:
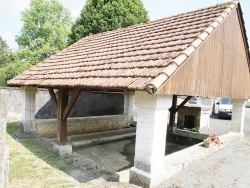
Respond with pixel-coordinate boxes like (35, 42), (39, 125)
(157, 108), (250, 188)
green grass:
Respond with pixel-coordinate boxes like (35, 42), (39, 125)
(6, 122), (21, 135)
(6, 121), (77, 188)
(19, 139), (69, 170)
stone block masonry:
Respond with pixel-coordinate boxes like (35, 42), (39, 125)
(30, 115), (129, 137)
(0, 87), (123, 120)
(231, 99), (247, 137)
(0, 91), (9, 188)
(130, 91), (173, 188)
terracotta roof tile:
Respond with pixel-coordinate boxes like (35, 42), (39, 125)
(8, 1), (240, 91)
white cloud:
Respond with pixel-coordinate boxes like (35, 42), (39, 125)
(2, 32), (17, 50)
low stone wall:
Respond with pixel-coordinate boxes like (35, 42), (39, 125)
(0, 92), (9, 188)
(0, 87), (124, 120)
(30, 115), (129, 137)
(0, 87), (51, 119)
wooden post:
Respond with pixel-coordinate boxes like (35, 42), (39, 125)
(57, 88), (69, 145)
(168, 95), (192, 131)
(49, 87), (81, 155)
(169, 95), (177, 127)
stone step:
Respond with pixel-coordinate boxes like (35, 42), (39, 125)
(68, 127), (136, 149)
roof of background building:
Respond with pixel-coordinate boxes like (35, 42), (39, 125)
(8, 1), (249, 93)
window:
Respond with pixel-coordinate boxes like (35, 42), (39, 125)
(221, 98), (231, 104)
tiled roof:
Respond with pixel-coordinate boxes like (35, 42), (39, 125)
(8, 1), (242, 92)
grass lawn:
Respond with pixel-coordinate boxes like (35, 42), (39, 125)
(6, 122), (79, 188)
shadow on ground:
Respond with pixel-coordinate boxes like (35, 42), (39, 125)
(7, 121), (119, 184)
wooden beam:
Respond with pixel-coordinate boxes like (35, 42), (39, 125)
(174, 96), (192, 113)
(48, 88), (58, 111)
(57, 88), (69, 145)
(169, 95), (178, 127)
(63, 88), (81, 120)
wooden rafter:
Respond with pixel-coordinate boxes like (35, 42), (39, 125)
(48, 88), (58, 111)
(169, 95), (192, 128)
(174, 96), (192, 113)
(63, 88), (81, 120)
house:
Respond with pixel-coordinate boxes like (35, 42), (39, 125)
(8, 1), (250, 187)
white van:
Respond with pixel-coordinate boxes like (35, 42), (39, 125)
(217, 98), (232, 119)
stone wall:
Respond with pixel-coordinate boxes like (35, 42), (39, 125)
(177, 106), (201, 129)
(0, 91), (9, 188)
(0, 87), (124, 119)
(30, 115), (129, 137)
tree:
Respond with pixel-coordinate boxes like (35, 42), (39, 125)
(16, 0), (72, 65)
(0, 62), (32, 86)
(0, 36), (14, 68)
(69, 0), (149, 44)
(0, 36), (23, 86)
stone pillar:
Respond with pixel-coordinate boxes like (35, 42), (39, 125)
(230, 99), (247, 138)
(123, 91), (135, 125)
(129, 91), (172, 187)
(21, 86), (37, 132)
(0, 91), (9, 188)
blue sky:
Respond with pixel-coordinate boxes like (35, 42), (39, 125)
(0, 0), (249, 50)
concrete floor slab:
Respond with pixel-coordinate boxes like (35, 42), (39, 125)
(75, 139), (134, 172)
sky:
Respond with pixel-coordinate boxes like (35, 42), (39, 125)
(0, 0), (249, 50)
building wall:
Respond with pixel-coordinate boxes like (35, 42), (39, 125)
(0, 87), (124, 119)
(30, 115), (129, 137)
(177, 106), (201, 129)
(159, 10), (250, 99)
(0, 91), (9, 187)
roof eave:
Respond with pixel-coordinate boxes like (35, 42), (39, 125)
(7, 81), (142, 93)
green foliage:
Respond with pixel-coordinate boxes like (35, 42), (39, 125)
(0, 36), (15, 68)
(69, 0), (149, 44)
(0, 61), (32, 86)
(16, 0), (72, 65)
(0, 68), (5, 86)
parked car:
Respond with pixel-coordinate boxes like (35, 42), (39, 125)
(217, 98), (232, 119)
